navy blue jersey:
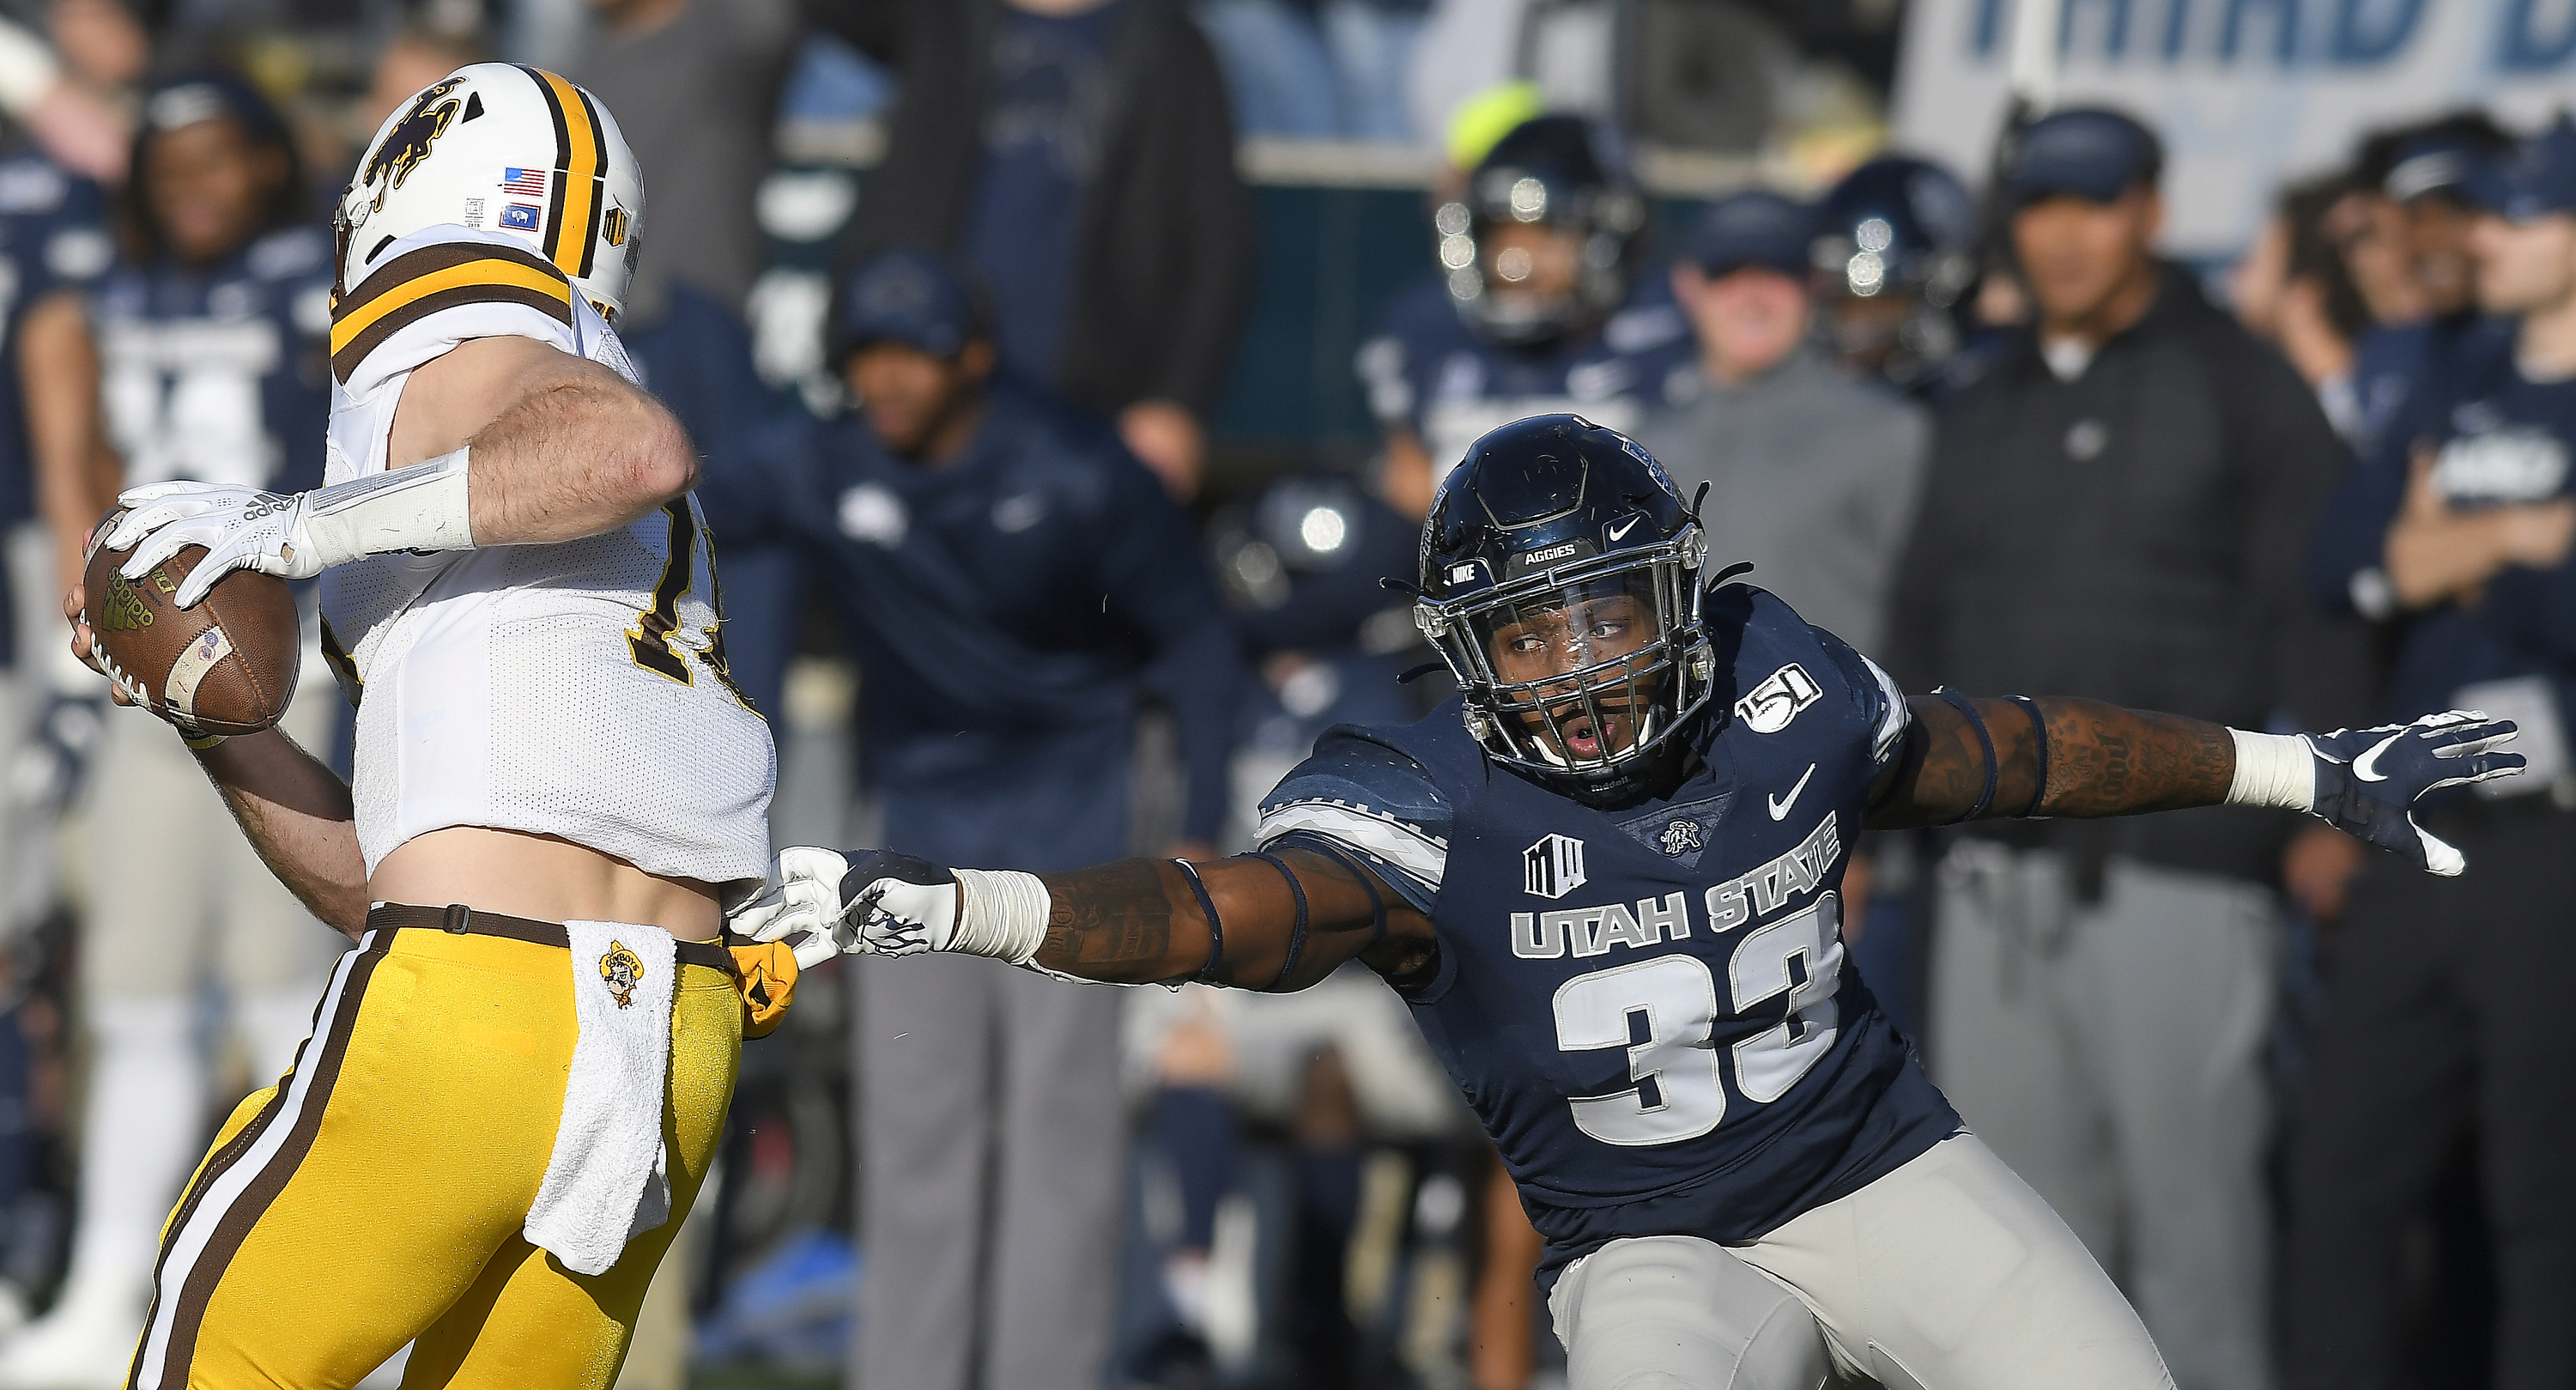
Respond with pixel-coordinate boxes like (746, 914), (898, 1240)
(1258, 586), (1958, 1279)
(92, 225), (334, 496)
(0, 150), (106, 529)
(2310, 325), (2576, 766)
(1356, 270), (1696, 477)
(701, 385), (1245, 849)
(0, 149), (106, 665)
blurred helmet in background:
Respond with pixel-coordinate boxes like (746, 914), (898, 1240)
(1810, 154), (1978, 389)
(335, 63), (646, 323)
(1434, 114), (1647, 348)
(1211, 471), (1421, 657)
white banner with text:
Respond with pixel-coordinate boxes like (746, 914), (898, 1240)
(1893, 0), (2576, 256)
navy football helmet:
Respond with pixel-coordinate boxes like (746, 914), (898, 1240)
(1811, 155), (1977, 388)
(1415, 416), (1713, 804)
(1435, 116), (1646, 348)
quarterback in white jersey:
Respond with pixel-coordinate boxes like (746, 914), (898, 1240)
(65, 65), (778, 1384)
(321, 219), (772, 884)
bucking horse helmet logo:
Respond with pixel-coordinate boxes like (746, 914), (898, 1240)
(363, 76), (465, 212)
(599, 940), (645, 1010)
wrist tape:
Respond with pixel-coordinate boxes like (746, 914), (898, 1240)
(298, 447), (475, 569)
(2225, 729), (2316, 811)
(950, 868), (1051, 966)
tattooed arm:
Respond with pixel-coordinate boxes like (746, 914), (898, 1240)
(1864, 695), (2236, 829)
(1029, 852), (1437, 990)
(1862, 695), (2524, 877)
(726, 841), (1440, 992)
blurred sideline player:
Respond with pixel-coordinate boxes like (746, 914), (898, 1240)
(3, 75), (341, 1385)
(2334, 115), (2514, 462)
(2294, 115), (2576, 1390)
(746, 416), (2520, 1390)
(1360, 112), (1693, 518)
(64, 64), (776, 1383)
(701, 248), (1241, 1390)
(0, 113), (107, 933)
(1806, 155), (1978, 399)
(0, 77), (110, 1340)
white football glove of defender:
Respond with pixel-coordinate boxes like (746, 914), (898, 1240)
(2227, 709), (2524, 876)
(729, 846), (1073, 977)
(107, 448), (476, 608)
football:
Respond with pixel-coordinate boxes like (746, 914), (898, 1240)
(80, 507), (301, 737)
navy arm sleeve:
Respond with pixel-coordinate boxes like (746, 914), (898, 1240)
(1094, 451), (1246, 846)
(1253, 729), (1452, 914)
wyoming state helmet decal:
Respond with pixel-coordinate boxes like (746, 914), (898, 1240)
(361, 76), (464, 212)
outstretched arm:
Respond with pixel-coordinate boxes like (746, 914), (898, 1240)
(1866, 695), (2235, 826)
(730, 845), (1438, 992)
(733, 698), (2526, 981)
(1033, 851), (1434, 988)
(1869, 694), (2523, 875)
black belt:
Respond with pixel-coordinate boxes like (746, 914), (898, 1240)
(365, 902), (733, 973)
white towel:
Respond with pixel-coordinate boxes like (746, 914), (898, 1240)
(524, 920), (677, 1277)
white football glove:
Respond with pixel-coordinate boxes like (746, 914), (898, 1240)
(108, 483), (323, 607)
(107, 448), (476, 608)
(725, 847), (863, 970)
(731, 846), (1045, 973)
(839, 848), (966, 956)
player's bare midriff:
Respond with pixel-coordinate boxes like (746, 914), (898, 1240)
(370, 825), (725, 942)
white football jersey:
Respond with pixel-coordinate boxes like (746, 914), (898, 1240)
(319, 224), (775, 886)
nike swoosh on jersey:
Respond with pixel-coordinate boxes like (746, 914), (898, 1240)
(1767, 763), (1817, 820)
(2352, 731), (2403, 782)
(1608, 517), (1640, 541)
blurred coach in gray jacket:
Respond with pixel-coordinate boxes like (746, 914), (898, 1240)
(1636, 189), (1930, 654)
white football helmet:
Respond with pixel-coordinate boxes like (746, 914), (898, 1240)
(335, 63), (646, 322)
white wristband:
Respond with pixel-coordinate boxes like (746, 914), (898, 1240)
(951, 868), (1052, 966)
(298, 447), (476, 569)
(2226, 729), (2316, 811)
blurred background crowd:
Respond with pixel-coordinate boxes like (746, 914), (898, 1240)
(0, 1), (2558, 1389)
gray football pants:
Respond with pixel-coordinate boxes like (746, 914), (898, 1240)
(852, 952), (1124, 1390)
(1929, 844), (2277, 1390)
(1548, 1132), (2173, 1390)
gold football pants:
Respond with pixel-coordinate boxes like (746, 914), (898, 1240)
(126, 922), (742, 1388)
